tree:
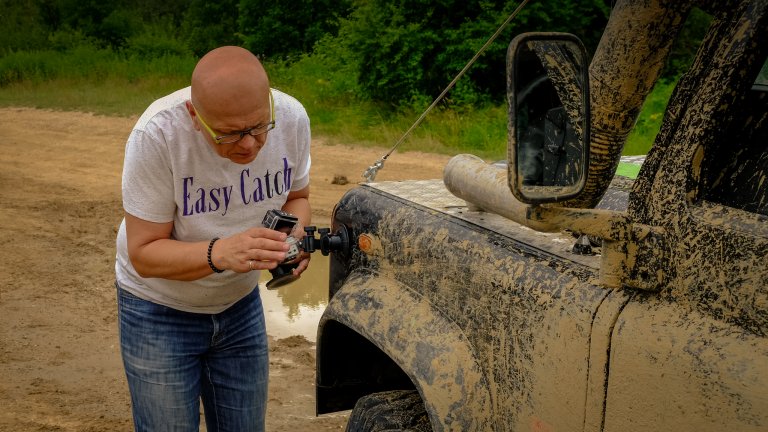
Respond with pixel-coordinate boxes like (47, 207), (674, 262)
(238, 0), (352, 60)
(180, 0), (240, 57)
(337, 0), (609, 108)
(663, 8), (712, 79)
(0, 0), (50, 53)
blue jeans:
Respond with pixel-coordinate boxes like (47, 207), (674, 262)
(117, 284), (269, 432)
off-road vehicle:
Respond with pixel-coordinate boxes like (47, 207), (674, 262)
(316, 0), (768, 430)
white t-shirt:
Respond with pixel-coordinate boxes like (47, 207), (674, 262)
(115, 87), (311, 313)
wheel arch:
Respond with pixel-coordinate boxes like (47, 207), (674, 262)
(316, 271), (495, 431)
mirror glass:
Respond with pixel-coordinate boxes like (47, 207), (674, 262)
(508, 34), (590, 204)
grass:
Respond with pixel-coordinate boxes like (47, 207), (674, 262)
(0, 47), (670, 159)
(616, 162), (642, 179)
(624, 79), (675, 155)
(0, 77), (189, 116)
(268, 54), (509, 157)
(0, 46), (194, 116)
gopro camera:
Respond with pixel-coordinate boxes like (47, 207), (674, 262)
(262, 209), (301, 263)
(262, 209), (302, 289)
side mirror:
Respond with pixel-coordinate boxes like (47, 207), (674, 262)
(507, 33), (590, 204)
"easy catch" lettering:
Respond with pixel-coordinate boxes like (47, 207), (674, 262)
(182, 157), (293, 217)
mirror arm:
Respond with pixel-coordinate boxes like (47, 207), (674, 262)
(527, 206), (667, 290)
(526, 206), (631, 240)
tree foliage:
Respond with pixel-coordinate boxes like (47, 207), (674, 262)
(180, 0), (240, 57)
(337, 0), (609, 108)
(663, 8), (712, 78)
(1, 0), (709, 109)
(0, 0), (50, 53)
(238, 0), (352, 60)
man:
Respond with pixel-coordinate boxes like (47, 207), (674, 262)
(114, 46), (311, 431)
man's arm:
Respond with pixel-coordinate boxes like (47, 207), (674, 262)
(125, 213), (290, 281)
(281, 185), (311, 229)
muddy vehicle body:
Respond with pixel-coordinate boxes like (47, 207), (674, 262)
(316, 0), (768, 430)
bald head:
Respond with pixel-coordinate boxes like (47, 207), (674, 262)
(191, 46), (270, 119)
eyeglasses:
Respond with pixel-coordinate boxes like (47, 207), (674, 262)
(194, 90), (275, 145)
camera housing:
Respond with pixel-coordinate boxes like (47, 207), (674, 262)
(262, 209), (299, 233)
(262, 209), (302, 289)
(262, 209), (302, 264)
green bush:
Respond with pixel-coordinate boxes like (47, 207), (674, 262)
(338, 0), (609, 109)
(98, 9), (142, 48)
(0, 45), (195, 87)
(125, 24), (193, 60)
(0, 0), (50, 54)
(180, 0), (240, 57)
(624, 79), (676, 155)
(48, 27), (97, 52)
(238, 0), (352, 61)
(0, 50), (59, 85)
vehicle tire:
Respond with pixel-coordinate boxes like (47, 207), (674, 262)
(346, 390), (432, 432)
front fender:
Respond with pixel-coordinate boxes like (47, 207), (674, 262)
(317, 270), (495, 431)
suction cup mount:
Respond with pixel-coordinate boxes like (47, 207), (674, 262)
(266, 263), (300, 290)
(263, 224), (350, 289)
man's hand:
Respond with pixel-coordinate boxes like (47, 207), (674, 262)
(211, 227), (291, 273)
(278, 220), (312, 277)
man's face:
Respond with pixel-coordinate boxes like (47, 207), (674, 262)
(187, 92), (274, 165)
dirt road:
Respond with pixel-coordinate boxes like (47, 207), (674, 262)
(0, 107), (451, 431)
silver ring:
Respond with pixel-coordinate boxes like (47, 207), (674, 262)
(248, 260), (254, 271)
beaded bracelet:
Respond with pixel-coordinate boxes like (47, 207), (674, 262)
(207, 237), (224, 273)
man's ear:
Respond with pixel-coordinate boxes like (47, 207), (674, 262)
(185, 101), (200, 131)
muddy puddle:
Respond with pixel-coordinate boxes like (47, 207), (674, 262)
(259, 253), (330, 342)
